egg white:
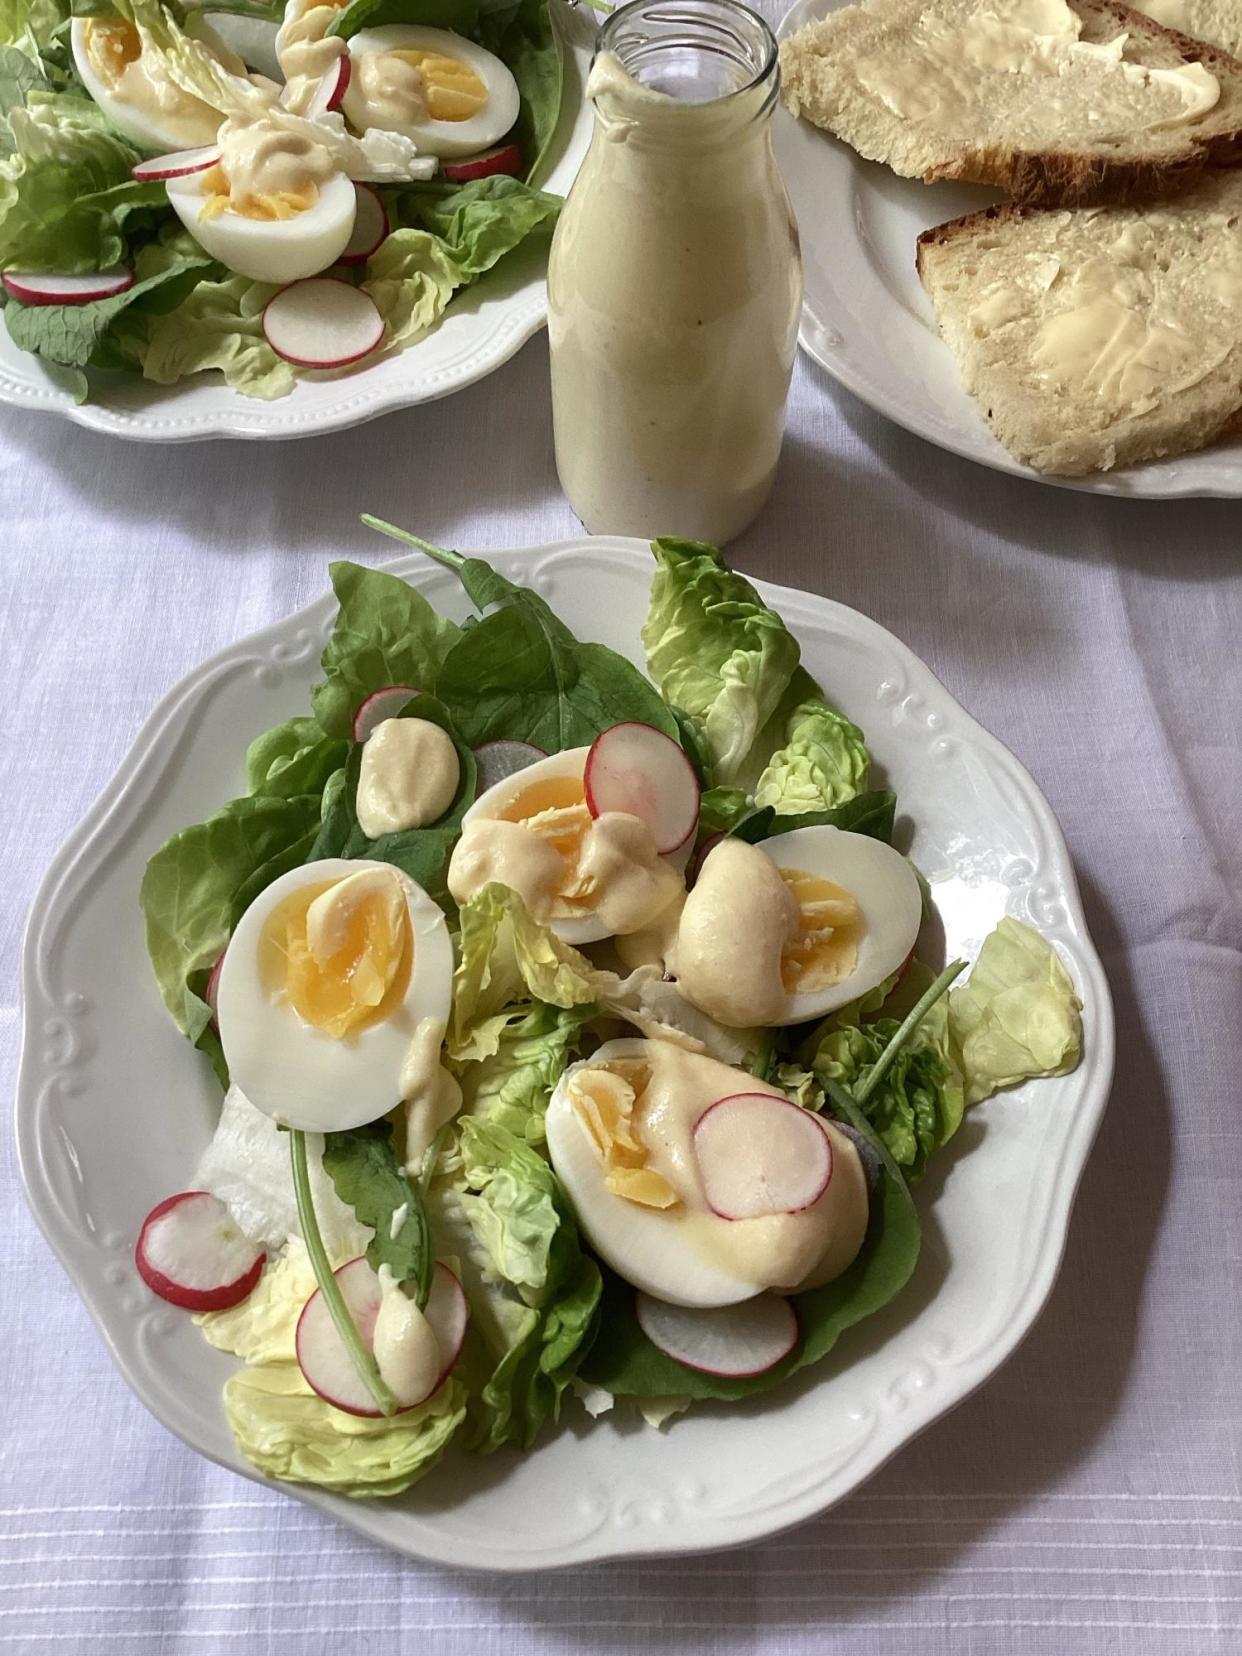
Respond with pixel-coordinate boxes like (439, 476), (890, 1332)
(342, 26), (520, 159)
(165, 168), (357, 284)
(756, 825), (923, 1025)
(70, 16), (235, 153)
(546, 1040), (763, 1309)
(216, 857), (452, 1133)
(462, 746), (693, 946)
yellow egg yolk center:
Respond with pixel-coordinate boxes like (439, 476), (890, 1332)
(777, 867), (861, 993)
(497, 774), (600, 911)
(199, 164), (319, 222)
(261, 870), (412, 1038)
(389, 48), (488, 120)
(568, 1060), (681, 1210)
(85, 19), (142, 85)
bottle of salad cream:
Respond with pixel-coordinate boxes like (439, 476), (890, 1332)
(548, 0), (802, 546)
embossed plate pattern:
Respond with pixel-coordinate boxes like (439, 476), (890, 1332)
(16, 540), (1114, 1568)
(0, 8), (594, 442)
(774, 0), (1242, 498)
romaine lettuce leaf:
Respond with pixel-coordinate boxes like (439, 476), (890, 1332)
(0, 0), (67, 54)
(642, 537), (800, 786)
(949, 917), (1083, 1104)
(312, 560), (462, 740)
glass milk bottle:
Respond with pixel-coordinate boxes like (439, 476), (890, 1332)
(548, 0), (802, 545)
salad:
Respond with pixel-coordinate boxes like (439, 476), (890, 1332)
(0, 0), (565, 399)
(137, 531), (1084, 1498)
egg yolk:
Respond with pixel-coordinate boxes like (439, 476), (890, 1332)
(199, 164), (318, 223)
(777, 868), (861, 994)
(262, 871), (412, 1038)
(569, 1062), (680, 1210)
(84, 20), (142, 85)
(389, 48), (488, 120)
(497, 775), (600, 911)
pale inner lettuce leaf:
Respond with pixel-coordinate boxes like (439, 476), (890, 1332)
(141, 272), (294, 400)
(753, 683), (870, 815)
(197, 1236), (319, 1364)
(193, 1087), (373, 1257)
(949, 917), (1083, 1104)
(364, 228), (459, 351)
(455, 1000), (595, 1145)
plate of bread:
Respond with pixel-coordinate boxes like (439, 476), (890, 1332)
(774, 0), (1242, 491)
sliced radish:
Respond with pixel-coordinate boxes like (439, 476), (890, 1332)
(301, 54), (351, 119)
(337, 183), (388, 267)
(473, 739), (546, 792)
(352, 685), (419, 743)
(584, 722), (701, 855)
(693, 1093), (833, 1219)
(3, 269), (134, 307)
(295, 1258), (467, 1418)
(636, 1291), (798, 1377)
(442, 143), (524, 182)
(204, 948), (226, 1030)
(135, 1191), (265, 1312)
(262, 277), (384, 368)
(132, 146), (221, 182)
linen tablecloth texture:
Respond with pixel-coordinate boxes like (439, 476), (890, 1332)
(3, 178), (1242, 1656)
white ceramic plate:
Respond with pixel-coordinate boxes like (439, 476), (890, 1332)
(17, 538), (1114, 1569)
(774, 0), (1242, 497)
(0, 6), (594, 442)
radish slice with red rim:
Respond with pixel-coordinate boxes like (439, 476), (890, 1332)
(3, 269), (134, 306)
(337, 183), (388, 267)
(132, 146), (220, 182)
(473, 739), (546, 792)
(135, 1191), (265, 1312)
(262, 277), (384, 369)
(442, 143), (523, 182)
(693, 1092), (833, 1219)
(352, 685), (419, 743)
(584, 722), (700, 854)
(636, 1292), (798, 1377)
(301, 54), (351, 119)
(295, 1258), (468, 1417)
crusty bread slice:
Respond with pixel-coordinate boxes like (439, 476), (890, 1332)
(915, 169), (1242, 473)
(780, 0), (1242, 205)
(1130, 0), (1242, 62)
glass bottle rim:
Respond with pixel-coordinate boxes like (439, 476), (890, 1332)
(596, 0), (779, 109)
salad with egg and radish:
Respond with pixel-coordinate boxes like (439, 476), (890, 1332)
(137, 530), (1085, 1497)
(0, 0), (565, 399)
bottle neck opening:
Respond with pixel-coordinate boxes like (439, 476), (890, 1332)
(597, 0), (778, 111)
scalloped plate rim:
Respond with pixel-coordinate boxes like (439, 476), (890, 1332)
(16, 537), (1114, 1569)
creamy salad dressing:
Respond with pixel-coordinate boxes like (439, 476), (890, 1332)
(583, 1044), (869, 1292)
(356, 717), (461, 839)
(672, 839), (799, 1026)
(82, 18), (226, 147)
(372, 1263), (442, 1406)
(276, 0), (349, 115)
(210, 116), (336, 218)
(401, 1016), (461, 1170)
(547, 23), (801, 546)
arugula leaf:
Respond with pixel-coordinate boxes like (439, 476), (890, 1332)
(322, 1121), (433, 1308)
(475, 0), (563, 185)
(580, 1097), (922, 1401)
(312, 560), (462, 740)
(309, 694), (476, 909)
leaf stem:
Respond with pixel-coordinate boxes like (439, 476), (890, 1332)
(853, 959), (967, 1108)
(360, 515), (464, 571)
(289, 1129), (400, 1417)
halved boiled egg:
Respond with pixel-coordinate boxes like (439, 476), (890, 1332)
(71, 16), (240, 152)
(546, 1039), (870, 1308)
(216, 858), (452, 1132)
(166, 163), (356, 283)
(341, 26), (520, 159)
(673, 827), (922, 1028)
(447, 746), (692, 946)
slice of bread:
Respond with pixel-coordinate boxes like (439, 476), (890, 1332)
(915, 169), (1242, 473)
(1130, 0), (1242, 62)
(780, 0), (1242, 205)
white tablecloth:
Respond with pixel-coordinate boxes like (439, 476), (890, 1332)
(4, 157), (1242, 1656)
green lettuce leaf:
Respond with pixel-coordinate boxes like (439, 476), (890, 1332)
(363, 227), (460, 350)
(329, 0), (479, 42)
(312, 560), (462, 739)
(582, 1097), (921, 1401)
(455, 999), (595, 1144)
(728, 787), (897, 848)
(391, 175), (561, 274)
(0, 0), (68, 55)
(308, 694), (476, 909)
(753, 677), (870, 814)
(474, 0), (563, 185)
(948, 917), (1083, 1105)
(243, 714), (348, 801)
(449, 883), (598, 1060)
(139, 270), (294, 399)
(322, 1121), (432, 1303)
(0, 92), (156, 274)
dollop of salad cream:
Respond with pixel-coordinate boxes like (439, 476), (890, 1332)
(356, 717), (461, 838)
(205, 116), (337, 222)
(79, 17), (226, 148)
(372, 1264), (442, 1406)
(401, 1016), (462, 1171)
(276, 0), (350, 117)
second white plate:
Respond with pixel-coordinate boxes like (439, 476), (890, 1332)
(774, 0), (1242, 497)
